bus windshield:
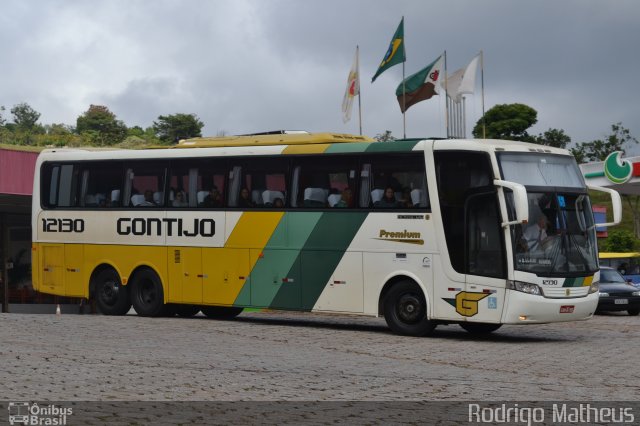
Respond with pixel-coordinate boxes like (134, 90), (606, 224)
(499, 153), (598, 276)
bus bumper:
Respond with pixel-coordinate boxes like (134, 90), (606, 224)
(501, 290), (599, 324)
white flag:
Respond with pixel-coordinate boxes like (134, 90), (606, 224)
(447, 53), (480, 103)
(342, 47), (360, 123)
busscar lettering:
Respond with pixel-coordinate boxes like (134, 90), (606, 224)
(117, 218), (215, 237)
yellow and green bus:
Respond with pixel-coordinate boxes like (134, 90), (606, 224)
(31, 132), (621, 335)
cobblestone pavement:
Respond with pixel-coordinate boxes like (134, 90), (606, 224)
(1, 310), (638, 402)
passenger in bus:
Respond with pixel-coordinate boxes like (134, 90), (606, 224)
(399, 187), (413, 208)
(374, 187), (399, 208)
(201, 187), (223, 208)
(172, 191), (188, 207)
(238, 188), (255, 207)
(139, 190), (157, 207)
(335, 188), (353, 208)
(273, 198), (284, 208)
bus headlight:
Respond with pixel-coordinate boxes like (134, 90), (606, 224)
(632, 291), (640, 296)
(589, 281), (599, 294)
(507, 280), (543, 296)
(599, 292), (609, 297)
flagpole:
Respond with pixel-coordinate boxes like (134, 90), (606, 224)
(462, 96), (467, 138)
(444, 50), (449, 138)
(402, 62), (406, 139)
(480, 50), (486, 139)
(357, 45), (362, 135)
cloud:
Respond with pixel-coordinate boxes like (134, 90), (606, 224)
(0, 0), (638, 144)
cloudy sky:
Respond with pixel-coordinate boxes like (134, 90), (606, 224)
(2, 0), (639, 147)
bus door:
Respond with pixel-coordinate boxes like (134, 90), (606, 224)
(433, 151), (506, 322)
(463, 189), (507, 323)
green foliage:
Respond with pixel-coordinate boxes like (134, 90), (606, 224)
(45, 123), (73, 136)
(473, 103), (538, 141)
(374, 130), (396, 142)
(153, 113), (204, 144)
(602, 229), (636, 252)
(570, 122), (638, 162)
(127, 126), (145, 137)
(11, 102), (41, 131)
(76, 105), (127, 146)
(532, 128), (571, 149)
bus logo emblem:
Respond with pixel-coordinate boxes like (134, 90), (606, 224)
(443, 291), (489, 317)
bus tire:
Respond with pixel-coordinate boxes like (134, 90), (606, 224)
(627, 308), (640, 316)
(171, 304), (201, 318)
(459, 322), (502, 334)
(201, 306), (243, 320)
(383, 280), (436, 336)
(93, 268), (131, 316)
(130, 268), (166, 317)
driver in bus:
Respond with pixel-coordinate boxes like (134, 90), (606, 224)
(523, 214), (551, 252)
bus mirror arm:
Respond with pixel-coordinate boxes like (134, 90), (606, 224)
(587, 185), (622, 227)
(493, 179), (529, 227)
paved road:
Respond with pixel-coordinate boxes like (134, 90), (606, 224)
(1, 310), (638, 403)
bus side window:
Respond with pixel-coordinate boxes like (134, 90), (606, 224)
(359, 154), (429, 210)
(291, 155), (358, 209)
(123, 162), (167, 207)
(243, 158), (288, 209)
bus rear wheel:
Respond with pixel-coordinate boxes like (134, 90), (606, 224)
(459, 323), (502, 334)
(130, 268), (166, 317)
(93, 268), (131, 315)
(383, 280), (436, 336)
(201, 306), (243, 320)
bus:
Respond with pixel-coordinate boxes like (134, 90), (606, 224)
(598, 252), (640, 284)
(31, 132), (622, 336)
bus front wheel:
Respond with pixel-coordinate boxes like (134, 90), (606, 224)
(201, 306), (243, 320)
(130, 268), (166, 317)
(93, 268), (131, 316)
(383, 280), (436, 336)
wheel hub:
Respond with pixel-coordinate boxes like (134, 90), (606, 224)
(397, 293), (423, 324)
(100, 280), (119, 305)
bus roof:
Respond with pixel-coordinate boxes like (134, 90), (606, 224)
(178, 132), (374, 148)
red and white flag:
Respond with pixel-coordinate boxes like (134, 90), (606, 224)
(342, 47), (360, 123)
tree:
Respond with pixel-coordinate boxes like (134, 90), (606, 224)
(153, 113), (204, 144)
(374, 130), (396, 142)
(76, 105), (127, 146)
(602, 229), (636, 252)
(570, 122), (638, 162)
(472, 103), (538, 141)
(532, 128), (571, 149)
(0, 106), (5, 126)
(45, 123), (73, 136)
(11, 102), (41, 132)
(127, 126), (145, 137)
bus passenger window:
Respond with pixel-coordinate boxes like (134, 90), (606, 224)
(243, 158), (288, 209)
(77, 163), (122, 209)
(123, 163), (166, 208)
(359, 154), (429, 210)
(290, 156), (357, 208)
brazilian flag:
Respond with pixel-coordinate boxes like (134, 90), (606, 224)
(372, 18), (406, 82)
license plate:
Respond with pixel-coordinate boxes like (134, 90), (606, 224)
(560, 305), (575, 313)
(614, 299), (629, 305)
